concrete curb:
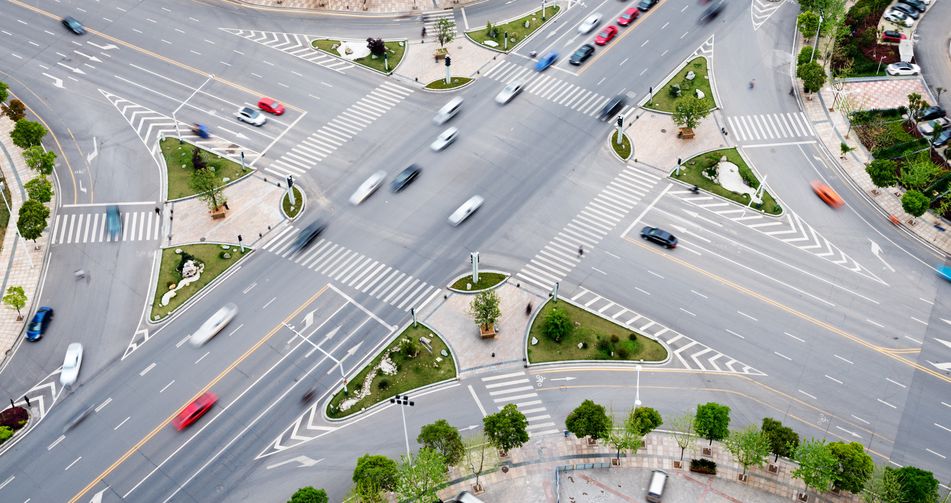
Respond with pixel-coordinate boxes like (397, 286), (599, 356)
(422, 77), (476, 92)
(607, 131), (632, 162)
(446, 270), (509, 294)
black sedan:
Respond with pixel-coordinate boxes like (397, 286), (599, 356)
(916, 106), (946, 122)
(638, 0), (658, 11)
(569, 44), (595, 65)
(932, 129), (951, 148)
(899, 0), (926, 12)
(391, 164), (421, 192)
(62, 16), (85, 35)
(598, 95), (626, 122)
(294, 221), (326, 250)
(640, 226), (678, 248)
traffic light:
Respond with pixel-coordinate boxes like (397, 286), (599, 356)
(616, 116), (623, 128)
(445, 56), (451, 67)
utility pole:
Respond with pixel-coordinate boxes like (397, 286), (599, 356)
(615, 115), (624, 145)
(634, 364), (642, 407)
(470, 251), (479, 284)
(390, 394), (414, 458)
(444, 56), (452, 85)
(810, 11), (823, 63)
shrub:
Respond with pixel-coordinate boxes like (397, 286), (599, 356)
(401, 339), (420, 359)
(0, 407), (28, 429)
(628, 333), (637, 341)
(2, 99), (26, 121)
(0, 426), (12, 444)
(872, 139), (928, 160)
(798, 46), (815, 66)
(596, 338), (612, 354)
(617, 347), (630, 359)
(610, 334), (620, 344)
(690, 458), (717, 474)
(866, 159), (898, 188)
(541, 306), (573, 342)
(901, 190), (930, 218)
(377, 379), (390, 391)
(669, 84), (681, 98)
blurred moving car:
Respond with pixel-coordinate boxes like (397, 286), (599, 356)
(594, 26), (618, 45)
(810, 180), (845, 208)
(638, 0), (659, 11)
(258, 97), (285, 115)
(535, 51), (558, 71)
(569, 44), (595, 65)
(617, 7), (641, 26)
(294, 221), (327, 250)
(191, 123), (210, 138)
(172, 392), (218, 431)
(448, 196), (484, 226)
(63, 404), (96, 433)
(189, 303), (239, 347)
(60, 343), (84, 387)
(62, 16), (85, 35)
(236, 106), (266, 126)
(350, 170), (387, 205)
(107, 205), (122, 239)
(431, 127), (458, 151)
(640, 227), (678, 248)
(698, 1), (725, 22)
(26, 306), (54, 341)
(578, 14), (603, 34)
(391, 165), (421, 192)
(598, 95), (626, 121)
(433, 97), (463, 125)
(885, 62), (920, 76)
(938, 264), (951, 282)
(495, 79), (525, 104)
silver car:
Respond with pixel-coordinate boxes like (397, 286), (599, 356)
(431, 127), (459, 151)
(495, 79), (525, 105)
(60, 343), (84, 387)
(448, 195), (484, 226)
(918, 117), (950, 137)
(885, 62), (920, 76)
(190, 303), (238, 347)
(578, 13), (602, 34)
(349, 170), (387, 205)
(236, 106), (266, 126)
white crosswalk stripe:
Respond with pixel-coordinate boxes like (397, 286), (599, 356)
(262, 226), (440, 312)
(220, 28), (355, 72)
(726, 112), (815, 143)
(479, 372), (559, 438)
(421, 11), (457, 43)
(51, 210), (162, 244)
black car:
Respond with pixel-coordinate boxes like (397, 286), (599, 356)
(640, 227), (678, 248)
(916, 106), (947, 122)
(294, 221), (326, 250)
(598, 95), (626, 121)
(62, 16), (85, 35)
(899, 0), (926, 12)
(638, 0), (658, 11)
(699, 1), (725, 23)
(889, 3), (919, 19)
(391, 164), (421, 192)
(932, 129), (951, 148)
(569, 44), (595, 65)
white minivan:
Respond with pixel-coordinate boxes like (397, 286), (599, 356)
(646, 469), (668, 502)
(433, 97), (463, 125)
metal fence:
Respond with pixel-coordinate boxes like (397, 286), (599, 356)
(554, 462), (613, 503)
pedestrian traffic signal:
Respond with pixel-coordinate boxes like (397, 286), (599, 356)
(445, 56), (451, 67)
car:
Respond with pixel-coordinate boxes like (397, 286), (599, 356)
(885, 62), (920, 76)
(106, 205), (121, 239)
(257, 97), (285, 115)
(578, 14), (603, 34)
(189, 303), (238, 347)
(191, 123), (210, 138)
(884, 9), (914, 27)
(62, 16), (85, 35)
(59, 343), (84, 388)
(294, 220), (327, 250)
(640, 227), (678, 248)
(698, 1), (725, 23)
(899, 0), (926, 12)
(172, 392), (218, 431)
(617, 7), (640, 26)
(569, 44), (595, 65)
(917, 117), (950, 137)
(495, 79), (525, 104)
(810, 181), (845, 208)
(236, 106), (266, 126)
(448, 196), (484, 226)
(881, 30), (907, 43)
(535, 51), (558, 72)
(391, 164), (421, 192)
(638, 0), (659, 11)
(62, 404), (95, 433)
(889, 3), (919, 19)
(349, 170), (387, 205)
(931, 129), (951, 148)
(431, 127), (458, 151)
(433, 97), (463, 125)
(598, 95), (627, 121)
(916, 106), (946, 121)
(938, 264), (951, 282)
(594, 26), (618, 45)
(26, 307), (54, 341)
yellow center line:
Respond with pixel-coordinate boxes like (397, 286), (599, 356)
(575, 3), (662, 76)
(69, 285), (328, 503)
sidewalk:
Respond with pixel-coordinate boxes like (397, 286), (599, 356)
(230, 0), (473, 14)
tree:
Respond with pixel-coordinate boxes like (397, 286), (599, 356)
(862, 465), (903, 503)
(626, 407), (662, 436)
(607, 414), (642, 462)
(866, 159), (898, 188)
(366, 37), (385, 56)
(484, 20), (496, 39)
(23, 146), (56, 176)
(468, 290), (500, 331)
(797, 61), (827, 93)
(672, 96), (712, 130)
(792, 439), (837, 497)
(798, 45), (815, 66)
(906, 93), (926, 125)
(10, 119), (46, 149)
(828, 441), (874, 494)
(798, 11), (820, 39)
(899, 157), (941, 191)
(694, 402), (730, 446)
(0, 80), (7, 102)
(435, 18), (455, 47)
(17, 198), (49, 242)
(891, 466), (939, 503)
(565, 400), (611, 441)
(352, 454), (398, 497)
(189, 167), (226, 211)
(191, 146), (206, 171)
(2, 286), (27, 320)
(670, 412), (695, 461)
(394, 447), (447, 503)
(24, 176), (53, 203)
(417, 419), (465, 466)
(288, 486), (328, 503)
(463, 434), (490, 492)
(2, 99), (25, 122)
(483, 403), (528, 455)
(541, 305), (572, 342)
(901, 190), (930, 218)
(761, 417), (799, 462)
(723, 425), (771, 476)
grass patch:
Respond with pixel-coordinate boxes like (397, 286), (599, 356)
(0, 180), (11, 252)
(425, 77), (472, 90)
(450, 272), (506, 291)
(312, 39), (339, 53)
(312, 39), (406, 74)
(150, 243), (249, 321)
(327, 324), (456, 419)
(466, 5), (561, 52)
(282, 186), (303, 219)
(672, 148), (782, 215)
(528, 300), (667, 363)
(644, 57), (715, 113)
(160, 139), (251, 200)
(610, 132), (631, 160)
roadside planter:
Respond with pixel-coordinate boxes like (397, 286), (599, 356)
(448, 271), (507, 293)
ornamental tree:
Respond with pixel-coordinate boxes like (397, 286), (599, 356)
(417, 419), (465, 466)
(671, 412), (695, 461)
(901, 190), (930, 218)
(288, 486), (328, 503)
(394, 447), (447, 503)
(352, 454), (398, 497)
(17, 198), (49, 242)
(828, 441), (874, 494)
(24, 176), (53, 203)
(761, 417), (799, 462)
(798, 11), (820, 39)
(694, 402), (730, 445)
(483, 403), (528, 455)
(672, 96), (712, 130)
(792, 439), (837, 496)
(468, 290), (501, 331)
(724, 425), (772, 476)
(565, 399), (611, 441)
(2, 285), (27, 320)
(189, 167), (226, 211)
(23, 146), (56, 175)
(541, 305), (572, 342)
(626, 407), (662, 436)
(797, 61), (827, 93)
(366, 37), (385, 56)
(891, 466), (939, 503)
(866, 159), (898, 188)
(10, 119), (46, 148)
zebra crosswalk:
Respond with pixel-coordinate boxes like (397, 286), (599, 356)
(265, 82), (413, 179)
(220, 29), (355, 73)
(480, 371), (560, 437)
(51, 209), (162, 245)
(263, 226), (441, 312)
(726, 112), (815, 143)
(516, 167), (662, 292)
(422, 11), (457, 44)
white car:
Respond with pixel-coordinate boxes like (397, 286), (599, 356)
(349, 170), (387, 205)
(917, 117), (950, 137)
(495, 79), (525, 105)
(448, 195), (484, 226)
(60, 343), (83, 388)
(236, 106), (266, 126)
(578, 14), (602, 34)
(431, 127), (458, 151)
(189, 303), (238, 347)
(884, 9), (914, 27)
(885, 62), (920, 76)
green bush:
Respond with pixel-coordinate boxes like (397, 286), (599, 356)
(377, 379), (390, 391)
(872, 139), (928, 160)
(798, 46), (815, 66)
(0, 426), (12, 444)
(690, 458), (717, 474)
(541, 306), (573, 342)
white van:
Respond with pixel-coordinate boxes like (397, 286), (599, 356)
(447, 491), (484, 503)
(433, 96), (463, 125)
(646, 469), (668, 502)
(189, 303), (238, 347)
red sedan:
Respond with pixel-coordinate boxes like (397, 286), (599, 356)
(617, 7), (640, 26)
(594, 25), (618, 45)
(810, 181), (845, 208)
(257, 97), (285, 115)
(172, 392), (218, 431)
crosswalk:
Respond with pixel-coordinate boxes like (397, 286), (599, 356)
(516, 167), (662, 292)
(570, 289), (765, 376)
(482, 61), (635, 119)
(51, 209), (162, 245)
(480, 371), (560, 437)
(263, 226), (441, 312)
(265, 82), (414, 179)
(220, 29), (355, 73)
(422, 11), (457, 44)
(726, 112), (815, 143)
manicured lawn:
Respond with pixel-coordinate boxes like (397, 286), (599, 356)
(450, 272), (506, 291)
(150, 244), (249, 321)
(312, 39), (406, 74)
(611, 132), (631, 160)
(312, 39), (339, 53)
(466, 6), (561, 52)
(672, 148), (782, 215)
(160, 139), (251, 200)
(282, 186), (303, 219)
(644, 57), (715, 113)
(528, 300), (667, 363)
(0, 180), (10, 252)
(327, 324), (456, 419)
(426, 77), (472, 90)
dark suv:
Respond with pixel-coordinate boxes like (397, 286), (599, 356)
(569, 44), (595, 65)
(916, 106), (947, 122)
(898, 0), (926, 12)
(598, 95), (626, 121)
(640, 227), (678, 248)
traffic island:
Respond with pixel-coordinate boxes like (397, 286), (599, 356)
(326, 323), (456, 419)
(449, 272), (507, 293)
(150, 243), (250, 322)
(160, 138), (252, 200)
(527, 299), (667, 364)
(673, 148), (782, 215)
(281, 186), (304, 220)
(644, 57), (716, 112)
(465, 5), (561, 52)
(609, 132), (632, 161)
(312, 38), (406, 75)
(425, 77), (473, 90)
(0, 406), (29, 447)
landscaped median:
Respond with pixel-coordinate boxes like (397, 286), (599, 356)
(449, 272), (507, 292)
(425, 77), (472, 90)
(610, 132), (632, 160)
(644, 57), (716, 112)
(673, 148), (782, 215)
(466, 5), (560, 52)
(326, 323), (456, 419)
(312, 38), (405, 74)
(160, 138), (251, 200)
(150, 243), (249, 321)
(281, 186), (304, 219)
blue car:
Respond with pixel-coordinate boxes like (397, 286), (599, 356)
(535, 52), (558, 72)
(26, 307), (54, 341)
(107, 205), (122, 239)
(938, 265), (951, 282)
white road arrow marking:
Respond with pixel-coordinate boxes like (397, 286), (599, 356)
(935, 338), (951, 350)
(56, 62), (85, 75)
(86, 137), (98, 163)
(265, 456), (323, 470)
(302, 310), (314, 329)
(868, 239), (894, 272)
(78, 180), (87, 194)
(460, 424), (481, 431)
(927, 361), (951, 372)
(87, 41), (117, 50)
(42, 73), (63, 88)
(550, 377), (576, 382)
(89, 488), (108, 503)
(73, 50), (102, 63)
(323, 326), (341, 340)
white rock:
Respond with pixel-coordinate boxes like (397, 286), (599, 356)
(531, 337), (539, 346)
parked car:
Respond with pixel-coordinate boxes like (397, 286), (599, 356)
(640, 227), (678, 248)
(236, 106), (266, 126)
(257, 97), (285, 115)
(598, 95), (626, 121)
(535, 51), (558, 71)
(430, 127), (458, 151)
(884, 9), (914, 27)
(62, 16), (85, 35)
(899, 0), (926, 12)
(931, 129), (951, 148)
(106, 205), (122, 239)
(881, 30), (907, 43)
(889, 3), (919, 19)
(293, 220), (326, 250)
(915, 106), (946, 121)
(26, 307), (54, 341)
(617, 7), (641, 26)
(885, 62), (920, 76)
(810, 181), (845, 208)
(578, 14), (603, 34)
(189, 303), (239, 347)
(172, 392), (218, 431)
(569, 44), (595, 65)
(495, 79), (525, 104)
(917, 117), (950, 137)
(448, 196), (484, 226)
(391, 164), (421, 192)
(594, 26), (618, 45)
(60, 343), (84, 387)
(638, 0), (659, 11)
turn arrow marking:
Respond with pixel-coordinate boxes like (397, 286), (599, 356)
(56, 62), (85, 75)
(42, 73), (63, 88)
(265, 456), (323, 470)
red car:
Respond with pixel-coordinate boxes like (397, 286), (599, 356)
(810, 181), (844, 208)
(881, 30), (906, 43)
(617, 7), (640, 26)
(172, 392), (218, 431)
(594, 26), (618, 45)
(257, 97), (285, 115)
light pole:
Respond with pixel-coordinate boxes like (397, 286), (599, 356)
(173, 73), (215, 141)
(390, 394), (414, 457)
(0, 181), (34, 269)
(876, 55), (886, 76)
(809, 12), (823, 63)
(634, 364), (642, 407)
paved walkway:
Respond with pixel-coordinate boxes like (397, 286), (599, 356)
(395, 39), (499, 86)
(231, 0), (473, 14)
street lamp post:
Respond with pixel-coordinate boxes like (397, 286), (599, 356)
(634, 364), (642, 407)
(0, 181), (34, 269)
(876, 55), (886, 75)
(810, 12), (823, 63)
(173, 73), (215, 141)
(390, 394), (414, 458)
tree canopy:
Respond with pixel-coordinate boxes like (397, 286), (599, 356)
(10, 119), (46, 149)
(828, 441), (874, 494)
(541, 306), (573, 342)
(792, 439), (837, 495)
(394, 448), (447, 503)
(352, 453), (398, 496)
(17, 198), (49, 241)
(483, 403), (529, 454)
(724, 425), (771, 475)
(468, 290), (501, 330)
(761, 417), (799, 462)
(288, 487), (328, 503)
(900, 190), (930, 218)
(866, 159), (898, 188)
(891, 466), (939, 503)
(626, 407), (662, 436)
(417, 419), (465, 466)
(565, 400), (611, 441)
(24, 176), (53, 203)
(672, 96), (712, 130)
(694, 402), (730, 445)
(797, 61), (826, 93)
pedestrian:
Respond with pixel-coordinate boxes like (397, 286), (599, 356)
(578, 245), (584, 257)
(154, 207), (160, 215)
(491, 352), (495, 358)
(23, 395), (30, 407)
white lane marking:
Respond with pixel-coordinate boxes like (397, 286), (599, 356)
(798, 389), (817, 400)
(784, 332), (804, 342)
(243, 282), (257, 294)
(114, 417), (130, 430)
(773, 352), (791, 361)
(679, 308), (696, 317)
(604, 251), (620, 259)
(726, 329), (745, 339)
(195, 352), (210, 364)
(160, 380), (175, 393)
(622, 184), (672, 237)
(851, 414), (869, 425)
(648, 270), (664, 279)
(877, 398), (897, 409)
(176, 335), (190, 348)
(924, 448), (945, 459)
(919, 297), (934, 304)
(834, 354), (853, 364)
(910, 316), (927, 325)
(866, 318), (885, 328)
(824, 375), (842, 384)
(139, 363), (156, 376)
(227, 324), (243, 337)
(468, 385), (488, 417)
(48, 435), (66, 450)
(737, 311), (758, 321)
(935, 423), (951, 434)
(65, 457), (82, 471)
(885, 378), (906, 388)
(96, 398), (112, 412)
(635, 287), (651, 295)
(690, 289), (708, 299)
(262, 297), (277, 309)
